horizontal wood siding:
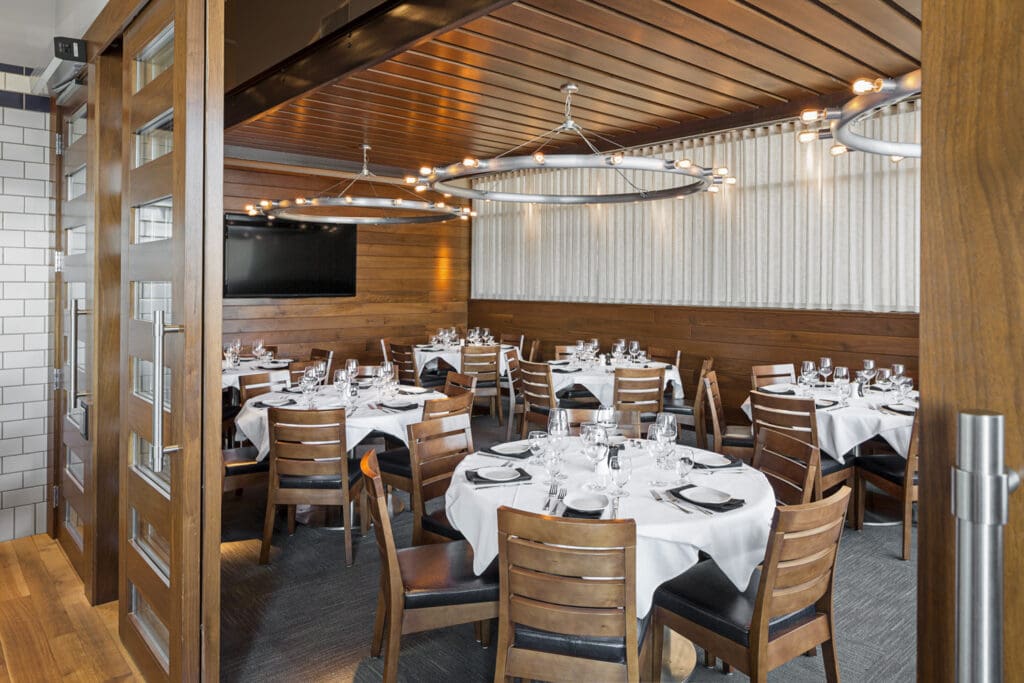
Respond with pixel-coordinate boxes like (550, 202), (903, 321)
(223, 166), (470, 360)
(469, 299), (918, 421)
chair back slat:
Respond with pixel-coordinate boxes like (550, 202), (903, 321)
(647, 346), (681, 370)
(906, 414), (920, 486)
(443, 371), (478, 397)
(552, 345), (575, 361)
(461, 344), (500, 376)
(526, 339), (540, 362)
(239, 372), (286, 403)
(267, 407), (348, 478)
(749, 391), (819, 448)
(558, 408), (641, 438)
(751, 363), (796, 389)
(500, 332), (525, 353)
(509, 566), (626, 608)
(506, 536), (626, 577)
(388, 343), (420, 386)
(753, 428), (819, 505)
(288, 358), (320, 384)
(612, 367), (665, 413)
(408, 413), (474, 519)
(519, 360), (557, 410)
(509, 596), (627, 638)
(355, 364), (399, 381)
(703, 370), (729, 453)
(421, 391), (474, 420)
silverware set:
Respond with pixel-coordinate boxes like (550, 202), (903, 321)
(649, 489), (712, 516)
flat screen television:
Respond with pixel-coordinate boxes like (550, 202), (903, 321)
(223, 213), (357, 298)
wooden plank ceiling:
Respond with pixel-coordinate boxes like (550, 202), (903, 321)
(225, 0), (921, 172)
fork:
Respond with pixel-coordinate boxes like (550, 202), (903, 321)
(650, 489), (692, 514)
(553, 487), (567, 516)
(541, 482), (558, 511)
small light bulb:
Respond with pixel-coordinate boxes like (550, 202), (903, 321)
(707, 186), (719, 193)
(393, 198), (403, 206)
(470, 210), (477, 217)
(715, 166), (729, 176)
(259, 200), (271, 209)
(443, 193), (452, 198)
(266, 214), (275, 220)
(800, 109), (821, 122)
(462, 207), (471, 214)
(295, 197), (306, 205)
(436, 202), (445, 208)
(725, 176), (737, 185)
(798, 130), (818, 144)
(309, 198), (319, 206)
(852, 78), (875, 94)
(462, 157), (478, 168)
(608, 152), (624, 165)
(419, 166), (432, 176)
(460, 214), (469, 221)
(829, 143), (848, 156)
(890, 155), (905, 163)
(344, 196), (353, 204)
(404, 176), (417, 184)
(244, 203), (254, 212)
(674, 158), (692, 169)
(247, 208), (258, 216)
(533, 151), (545, 164)
(414, 184), (427, 192)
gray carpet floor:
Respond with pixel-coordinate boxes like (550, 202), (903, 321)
(220, 417), (916, 682)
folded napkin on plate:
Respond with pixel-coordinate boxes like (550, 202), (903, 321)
(562, 507), (603, 519)
(282, 386), (303, 393)
(883, 403), (917, 415)
(692, 455), (743, 470)
(552, 368), (581, 374)
(464, 468), (532, 485)
(253, 398), (296, 409)
(481, 445), (532, 459)
(381, 402), (419, 412)
(760, 387), (796, 395)
(667, 484), (745, 512)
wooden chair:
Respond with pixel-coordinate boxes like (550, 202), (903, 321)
(648, 346), (682, 397)
(500, 332), (525, 353)
(561, 408), (642, 439)
(668, 357), (714, 448)
(500, 349), (524, 441)
(749, 391), (855, 505)
(493, 507), (649, 683)
(263, 345), (278, 356)
(525, 339), (540, 362)
(422, 389), (475, 420)
(238, 371), (287, 403)
(379, 338), (391, 362)
(612, 366), (666, 418)
(703, 371), (754, 461)
(355, 364), (399, 381)
(260, 408), (361, 566)
(389, 342), (439, 387)
(408, 413), (474, 546)
(462, 344), (503, 424)
(310, 347), (334, 377)
(552, 344), (576, 360)
(750, 363), (796, 389)
(222, 446), (268, 493)
(518, 359), (558, 438)
(288, 358), (321, 385)
(752, 428), (820, 505)
(361, 451), (498, 683)
(444, 371), (478, 397)
(854, 414), (920, 560)
(651, 486), (851, 683)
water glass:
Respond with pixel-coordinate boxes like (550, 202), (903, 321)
(676, 448), (694, 484)
(891, 363), (905, 379)
(346, 358), (359, 378)
(609, 454), (632, 498)
(528, 430), (549, 466)
(543, 449), (565, 485)
(862, 359), (877, 383)
(819, 357), (833, 385)
(301, 378), (318, 408)
(800, 360), (817, 395)
(896, 376), (914, 402)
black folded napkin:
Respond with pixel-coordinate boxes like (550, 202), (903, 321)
(482, 445), (532, 459)
(759, 387), (795, 395)
(282, 386), (303, 393)
(549, 360), (570, 365)
(465, 468), (532, 485)
(552, 368), (581, 374)
(692, 455), (743, 470)
(667, 484), (745, 512)
(815, 399), (839, 409)
(381, 402), (419, 411)
(562, 507), (603, 519)
(868, 385), (886, 392)
(253, 398), (296, 409)
(883, 403), (917, 415)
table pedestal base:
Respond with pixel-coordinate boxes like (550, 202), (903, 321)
(655, 629), (697, 681)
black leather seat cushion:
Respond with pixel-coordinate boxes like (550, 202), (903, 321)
(419, 375), (447, 388)
(858, 453), (914, 485)
(528, 405), (551, 416)
(398, 539), (498, 609)
(514, 613), (650, 664)
(662, 399), (694, 416)
(223, 404), (241, 421)
(653, 560), (815, 647)
(223, 446), (266, 476)
(821, 454), (854, 476)
(279, 468), (360, 490)
(722, 434), (754, 448)
(377, 447), (411, 479)
(475, 379), (497, 388)
(422, 508), (465, 541)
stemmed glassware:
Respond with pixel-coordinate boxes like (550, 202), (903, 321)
(611, 340), (625, 365)
(818, 357), (833, 386)
(333, 369), (350, 405)
(833, 366), (851, 406)
(609, 451), (632, 499)
(528, 430), (549, 467)
(314, 360), (328, 385)
(301, 367), (319, 408)
(895, 375), (914, 403)
(628, 340), (641, 365)
(875, 368), (893, 401)
(675, 447), (694, 484)
(799, 361), (817, 395)
(252, 339), (264, 359)
(346, 358), (359, 379)
(580, 423), (609, 491)
(862, 359), (877, 384)
(546, 409), (569, 479)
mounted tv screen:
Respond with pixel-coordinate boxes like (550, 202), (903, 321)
(223, 214), (357, 298)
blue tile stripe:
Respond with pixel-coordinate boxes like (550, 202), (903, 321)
(0, 63), (52, 113)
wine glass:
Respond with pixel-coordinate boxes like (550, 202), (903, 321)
(628, 340), (641, 365)
(646, 426), (671, 486)
(346, 358), (359, 378)
(875, 367), (893, 401)
(891, 363), (905, 379)
(832, 366), (850, 405)
(609, 452), (632, 498)
(800, 361), (817, 395)
(581, 424), (609, 491)
(252, 339), (263, 359)
(675, 448), (694, 484)
(818, 357), (833, 386)
(655, 412), (677, 441)
(301, 375), (318, 409)
(528, 430), (549, 466)
(542, 449), (565, 486)
(896, 376), (914, 403)
(314, 360), (328, 385)
(862, 359), (877, 384)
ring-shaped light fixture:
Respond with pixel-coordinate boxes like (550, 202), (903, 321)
(414, 84), (732, 204)
(247, 145), (473, 225)
(832, 69), (920, 158)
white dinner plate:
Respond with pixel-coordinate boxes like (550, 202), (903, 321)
(607, 434), (627, 446)
(564, 492), (609, 513)
(693, 452), (731, 467)
(476, 467), (521, 482)
(680, 486), (731, 505)
(759, 383), (794, 394)
(815, 399), (839, 408)
(491, 441), (531, 455)
(382, 400), (416, 409)
(398, 386), (430, 394)
(258, 361), (288, 369)
(260, 396), (291, 407)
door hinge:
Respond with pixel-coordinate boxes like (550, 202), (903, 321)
(53, 367), (63, 390)
(55, 133), (63, 157)
(54, 250), (65, 273)
(52, 485), (59, 509)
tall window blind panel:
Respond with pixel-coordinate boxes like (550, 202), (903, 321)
(471, 102), (920, 313)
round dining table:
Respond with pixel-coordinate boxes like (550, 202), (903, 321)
(740, 383), (918, 463)
(445, 438), (775, 617)
(412, 343), (518, 377)
(221, 358), (294, 390)
(233, 384), (447, 459)
(548, 361), (685, 407)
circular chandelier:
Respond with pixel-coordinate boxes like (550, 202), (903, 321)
(246, 145), (474, 225)
(798, 69), (921, 160)
(411, 84), (735, 204)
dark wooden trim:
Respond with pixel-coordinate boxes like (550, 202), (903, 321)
(223, 0), (516, 129)
(84, 0), (152, 61)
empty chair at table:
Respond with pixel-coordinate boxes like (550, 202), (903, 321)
(664, 357), (713, 448)
(750, 363), (796, 389)
(390, 342), (445, 388)
(310, 347), (334, 377)
(444, 371), (478, 397)
(749, 391), (854, 506)
(703, 371), (754, 461)
(493, 507), (649, 683)
(752, 428), (820, 505)
(408, 413), (474, 546)
(499, 331), (525, 353)
(239, 371), (288, 404)
(518, 359), (558, 438)
(612, 366), (665, 421)
(854, 414), (920, 560)
(461, 344), (503, 424)
(500, 349), (524, 440)
(650, 487), (851, 683)
(552, 344), (576, 360)
(260, 408), (361, 566)
(361, 451), (498, 683)
(647, 345), (682, 398)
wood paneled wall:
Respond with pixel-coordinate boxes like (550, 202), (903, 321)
(469, 299), (918, 421)
(222, 165), (470, 360)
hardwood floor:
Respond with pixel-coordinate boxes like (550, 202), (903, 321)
(0, 535), (141, 682)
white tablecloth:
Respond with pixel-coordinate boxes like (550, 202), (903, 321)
(549, 362), (684, 407)
(445, 439), (775, 616)
(234, 386), (446, 459)
(412, 344), (517, 377)
(221, 359), (293, 390)
(740, 384), (917, 464)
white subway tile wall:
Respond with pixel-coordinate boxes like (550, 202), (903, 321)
(0, 100), (53, 542)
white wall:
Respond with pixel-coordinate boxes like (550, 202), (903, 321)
(0, 87), (54, 541)
(0, 0), (106, 70)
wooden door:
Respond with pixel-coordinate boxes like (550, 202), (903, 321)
(117, 0), (223, 678)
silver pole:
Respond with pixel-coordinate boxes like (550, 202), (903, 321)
(152, 310), (183, 473)
(67, 298), (78, 418)
(954, 411), (1021, 682)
